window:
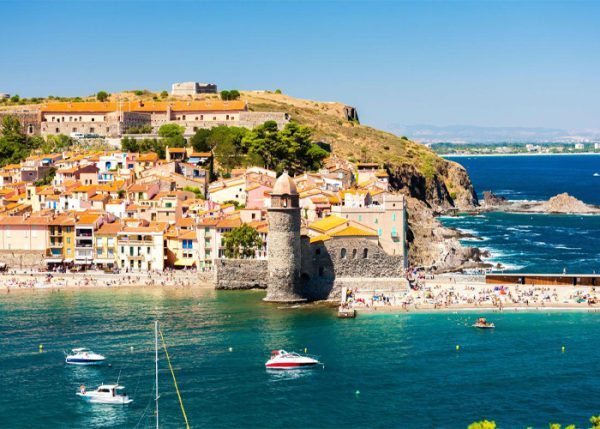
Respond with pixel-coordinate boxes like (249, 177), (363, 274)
(375, 218), (378, 224)
(96, 237), (103, 246)
(66, 237), (71, 244)
(340, 248), (347, 259)
(358, 215), (362, 222)
(363, 248), (368, 259)
(352, 249), (357, 259)
(121, 246), (124, 254)
(107, 238), (114, 246)
(392, 213), (396, 221)
(67, 248), (71, 255)
(108, 249), (114, 257)
(97, 249), (102, 256)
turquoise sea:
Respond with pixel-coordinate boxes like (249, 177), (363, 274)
(443, 155), (600, 273)
(2, 288), (600, 429)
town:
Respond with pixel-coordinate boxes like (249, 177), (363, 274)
(0, 82), (407, 300)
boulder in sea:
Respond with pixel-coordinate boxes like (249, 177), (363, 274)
(539, 192), (599, 214)
(482, 191), (508, 206)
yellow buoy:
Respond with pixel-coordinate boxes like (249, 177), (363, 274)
(39, 344), (43, 352)
(562, 346), (566, 353)
(456, 345), (460, 351)
(304, 348), (307, 353)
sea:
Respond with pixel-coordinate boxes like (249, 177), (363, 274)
(442, 155), (600, 273)
(3, 288), (600, 429)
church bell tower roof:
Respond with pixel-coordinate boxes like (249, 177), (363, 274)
(272, 172), (298, 196)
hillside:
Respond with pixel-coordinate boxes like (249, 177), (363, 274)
(2, 89), (482, 270)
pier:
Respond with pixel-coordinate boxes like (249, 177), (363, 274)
(486, 273), (600, 286)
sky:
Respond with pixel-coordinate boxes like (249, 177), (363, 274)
(1, 0), (599, 133)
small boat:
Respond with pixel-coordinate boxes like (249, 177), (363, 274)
(472, 317), (495, 329)
(265, 349), (321, 370)
(594, 173), (600, 177)
(77, 384), (133, 404)
(337, 306), (356, 318)
(65, 348), (106, 365)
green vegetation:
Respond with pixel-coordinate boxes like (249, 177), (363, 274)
(34, 166), (57, 186)
(183, 186), (204, 199)
(274, 89), (282, 94)
(160, 90), (169, 98)
(158, 123), (186, 148)
(41, 134), (74, 153)
(0, 115), (42, 167)
(430, 142), (600, 156)
(121, 137), (167, 158)
(96, 91), (109, 102)
(223, 225), (263, 259)
(466, 415), (600, 429)
(220, 90), (241, 101)
(126, 124), (153, 134)
(223, 199), (244, 209)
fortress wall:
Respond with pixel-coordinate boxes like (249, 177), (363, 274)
(214, 259), (268, 290)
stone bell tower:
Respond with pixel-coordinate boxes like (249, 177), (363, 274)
(264, 172), (305, 303)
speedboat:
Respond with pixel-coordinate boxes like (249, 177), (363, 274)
(472, 317), (495, 329)
(77, 384), (133, 404)
(65, 348), (106, 365)
(265, 349), (321, 369)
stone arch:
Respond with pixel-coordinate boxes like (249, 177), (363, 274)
(340, 248), (347, 259)
(363, 248), (369, 259)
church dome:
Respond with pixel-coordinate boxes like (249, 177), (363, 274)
(272, 172), (298, 196)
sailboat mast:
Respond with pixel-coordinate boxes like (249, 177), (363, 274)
(155, 320), (159, 429)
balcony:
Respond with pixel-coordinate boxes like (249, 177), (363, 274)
(49, 242), (64, 248)
(118, 238), (153, 245)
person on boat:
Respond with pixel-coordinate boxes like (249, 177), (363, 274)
(80, 385), (86, 394)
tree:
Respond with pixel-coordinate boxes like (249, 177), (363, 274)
(160, 90), (169, 98)
(121, 136), (140, 153)
(190, 128), (212, 152)
(0, 115), (40, 166)
(183, 186), (204, 199)
(34, 167), (57, 186)
(158, 123), (186, 148)
(220, 89), (240, 101)
(10, 94), (20, 103)
(158, 123), (185, 138)
(223, 225), (263, 259)
(96, 91), (109, 102)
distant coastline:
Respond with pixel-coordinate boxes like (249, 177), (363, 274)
(442, 152), (600, 158)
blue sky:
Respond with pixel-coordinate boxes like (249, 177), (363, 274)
(1, 0), (599, 132)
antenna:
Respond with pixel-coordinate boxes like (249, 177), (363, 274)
(155, 320), (159, 429)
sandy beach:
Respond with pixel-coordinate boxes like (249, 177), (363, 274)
(0, 270), (214, 293)
(344, 274), (600, 313)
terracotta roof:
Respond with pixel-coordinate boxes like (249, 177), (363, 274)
(96, 223), (123, 235)
(41, 100), (246, 113)
(167, 148), (187, 153)
(216, 218), (242, 229)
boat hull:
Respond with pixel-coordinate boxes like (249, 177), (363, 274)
(66, 358), (105, 365)
(77, 393), (132, 404)
(265, 362), (319, 369)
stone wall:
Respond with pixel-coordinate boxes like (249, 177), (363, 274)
(0, 250), (45, 269)
(214, 259), (268, 289)
(299, 237), (405, 301)
(0, 110), (41, 135)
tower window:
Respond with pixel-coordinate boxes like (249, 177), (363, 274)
(363, 248), (369, 259)
(315, 248), (320, 255)
(352, 249), (357, 259)
(340, 248), (347, 259)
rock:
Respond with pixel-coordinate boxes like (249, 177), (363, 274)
(482, 191), (507, 206)
(537, 192), (599, 214)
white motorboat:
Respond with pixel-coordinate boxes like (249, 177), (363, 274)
(265, 349), (321, 370)
(77, 384), (132, 404)
(65, 348), (106, 365)
(472, 317), (495, 329)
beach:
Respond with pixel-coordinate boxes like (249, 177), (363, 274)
(344, 273), (600, 313)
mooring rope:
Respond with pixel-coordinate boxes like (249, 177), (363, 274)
(158, 328), (190, 429)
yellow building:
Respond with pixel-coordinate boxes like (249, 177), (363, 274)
(94, 223), (123, 270)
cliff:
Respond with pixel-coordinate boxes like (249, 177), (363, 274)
(242, 91), (480, 270)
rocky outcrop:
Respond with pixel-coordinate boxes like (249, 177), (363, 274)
(386, 160), (478, 212)
(482, 191), (508, 206)
(537, 193), (600, 214)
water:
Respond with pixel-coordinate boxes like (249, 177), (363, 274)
(443, 155), (600, 273)
(2, 288), (600, 429)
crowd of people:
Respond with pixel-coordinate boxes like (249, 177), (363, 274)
(344, 275), (600, 312)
